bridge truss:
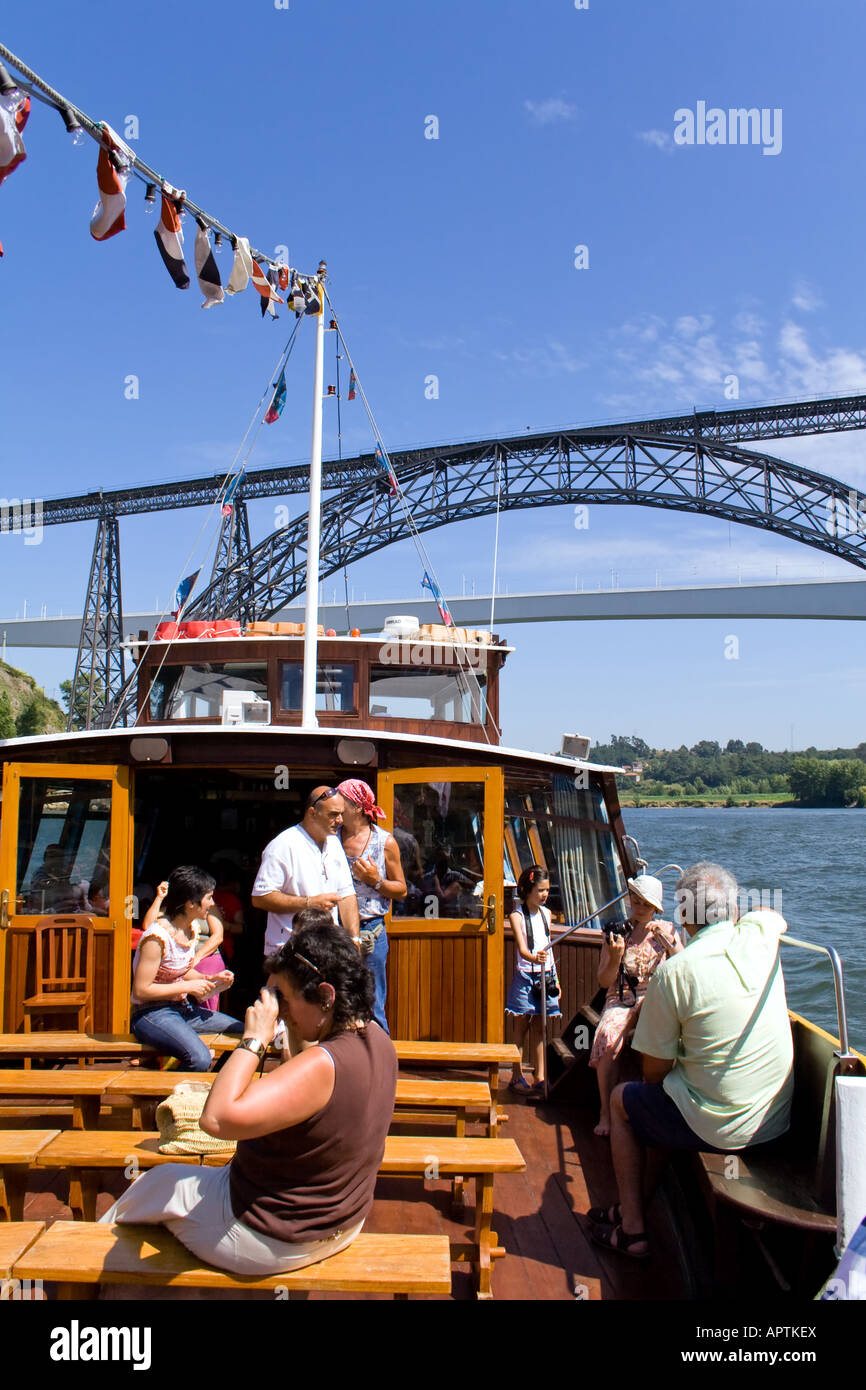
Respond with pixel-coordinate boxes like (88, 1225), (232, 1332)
(23, 392), (866, 726)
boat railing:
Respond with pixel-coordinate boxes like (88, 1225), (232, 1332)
(780, 935), (859, 1065)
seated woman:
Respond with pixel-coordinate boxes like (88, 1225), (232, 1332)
(130, 865), (242, 1070)
(102, 911), (398, 1276)
(143, 878), (228, 1014)
(589, 874), (682, 1137)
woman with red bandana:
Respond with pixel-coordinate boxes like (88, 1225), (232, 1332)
(337, 779), (406, 1033)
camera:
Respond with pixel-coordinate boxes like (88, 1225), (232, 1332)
(602, 920), (629, 943)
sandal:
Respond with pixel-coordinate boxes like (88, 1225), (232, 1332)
(590, 1223), (649, 1262)
(587, 1202), (622, 1227)
(508, 1076), (532, 1093)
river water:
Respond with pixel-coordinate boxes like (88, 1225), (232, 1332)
(622, 807), (865, 1052)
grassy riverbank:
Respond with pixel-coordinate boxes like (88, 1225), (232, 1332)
(618, 792), (794, 808)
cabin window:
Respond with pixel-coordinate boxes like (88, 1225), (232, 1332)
(149, 663), (268, 720)
(391, 780), (486, 919)
(504, 775), (624, 929)
(279, 662), (357, 713)
(15, 778), (111, 916)
(368, 666), (487, 724)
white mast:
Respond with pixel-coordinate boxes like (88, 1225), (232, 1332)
(301, 264), (327, 729)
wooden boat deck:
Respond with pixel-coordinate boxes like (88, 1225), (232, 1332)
(2, 1068), (687, 1301)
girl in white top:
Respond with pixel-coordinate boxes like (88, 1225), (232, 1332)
(505, 865), (561, 1096)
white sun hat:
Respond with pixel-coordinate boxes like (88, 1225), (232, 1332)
(627, 874), (664, 913)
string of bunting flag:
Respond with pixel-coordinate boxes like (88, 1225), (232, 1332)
(0, 41), (323, 315)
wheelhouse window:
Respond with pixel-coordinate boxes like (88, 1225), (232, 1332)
(279, 662), (356, 713)
(504, 775), (624, 929)
(149, 663), (268, 721)
(16, 778), (111, 915)
(369, 666), (487, 724)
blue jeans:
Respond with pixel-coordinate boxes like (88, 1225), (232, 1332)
(131, 1000), (243, 1070)
(363, 917), (389, 1035)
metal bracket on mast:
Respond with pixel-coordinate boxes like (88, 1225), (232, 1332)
(68, 511), (126, 730)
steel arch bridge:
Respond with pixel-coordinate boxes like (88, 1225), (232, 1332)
(186, 429), (866, 623)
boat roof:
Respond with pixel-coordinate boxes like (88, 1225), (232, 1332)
(0, 722), (624, 775)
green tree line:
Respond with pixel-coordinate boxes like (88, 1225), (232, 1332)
(590, 734), (866, 806)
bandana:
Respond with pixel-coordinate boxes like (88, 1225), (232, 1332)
(337, 779), (385, 821)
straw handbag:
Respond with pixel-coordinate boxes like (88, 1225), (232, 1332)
(156, 1082), (237, 1156)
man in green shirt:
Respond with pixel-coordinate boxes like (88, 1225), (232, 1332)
(590, 861), (793, 1260)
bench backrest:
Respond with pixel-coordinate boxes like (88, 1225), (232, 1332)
(789, 1015), (866, 1209)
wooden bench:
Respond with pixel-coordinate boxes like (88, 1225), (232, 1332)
(29, 1130), (524, 1297)
(103, 1072), (496, 1136)
(0, 1221), (46, 1298)
(0, 1032), (229, 1064)
(0, 1131), (60, 1220)
(12, 1221), (452, 1299)
(694, 1013), (866, 1292)
(0, 1069), (120, 1131)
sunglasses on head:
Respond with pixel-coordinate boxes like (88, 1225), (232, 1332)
(310, 787), (339, 809)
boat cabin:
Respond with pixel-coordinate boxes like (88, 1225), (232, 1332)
(0, 627), (629, 1045)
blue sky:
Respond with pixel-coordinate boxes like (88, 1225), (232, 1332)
(2, 0), (866, 753)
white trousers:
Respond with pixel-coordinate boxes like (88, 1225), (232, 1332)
(99, 1162), (363, 1276)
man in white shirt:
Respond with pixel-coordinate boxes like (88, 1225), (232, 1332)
(252, 786), (360, 956)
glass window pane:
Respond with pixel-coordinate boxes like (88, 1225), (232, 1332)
(150, 663), (268, 720)
(279, 663), (356, 713)
(369, 666), (486, 724)
(392, 781), (485, 918)
(17, 778), (111, 915)
(504, 775), (625, 928)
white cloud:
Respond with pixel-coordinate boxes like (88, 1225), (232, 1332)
(637, 129), (673, 152)
(675, 314), (714, 339)
(606, 298), (866, 420)
(792, 280), (823, 312)
(524, 98), (576, 126)
(494, 340), (585, 375)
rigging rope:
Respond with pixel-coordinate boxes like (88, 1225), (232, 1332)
(489, 447), (502, 636)
(109, 319), (306, 727)
(323, 291), (500, 744)
(0, 42), (311, 273)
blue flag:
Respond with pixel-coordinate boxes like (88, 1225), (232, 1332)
(174, 570), (200, 618)
(265, 369), (287, 424)
(375, 442), (398, 495)
(421, 571), (453, 627)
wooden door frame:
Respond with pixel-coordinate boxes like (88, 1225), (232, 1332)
(378, 765), (504, 1042)
(0, 761), (132, 1031)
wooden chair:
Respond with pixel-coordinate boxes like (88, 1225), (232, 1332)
(22, 916), (96, 1035)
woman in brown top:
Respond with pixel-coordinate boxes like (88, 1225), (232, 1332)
(101, 912), (398, 1275)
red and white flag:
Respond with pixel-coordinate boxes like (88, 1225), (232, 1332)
(251, 259), (284, 318)
(0, 88), (30, 187)
(153, 191), (190, 289)
(90, 123), (134, 241)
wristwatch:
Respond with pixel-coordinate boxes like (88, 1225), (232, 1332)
(237, 1037), (266, 1058)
